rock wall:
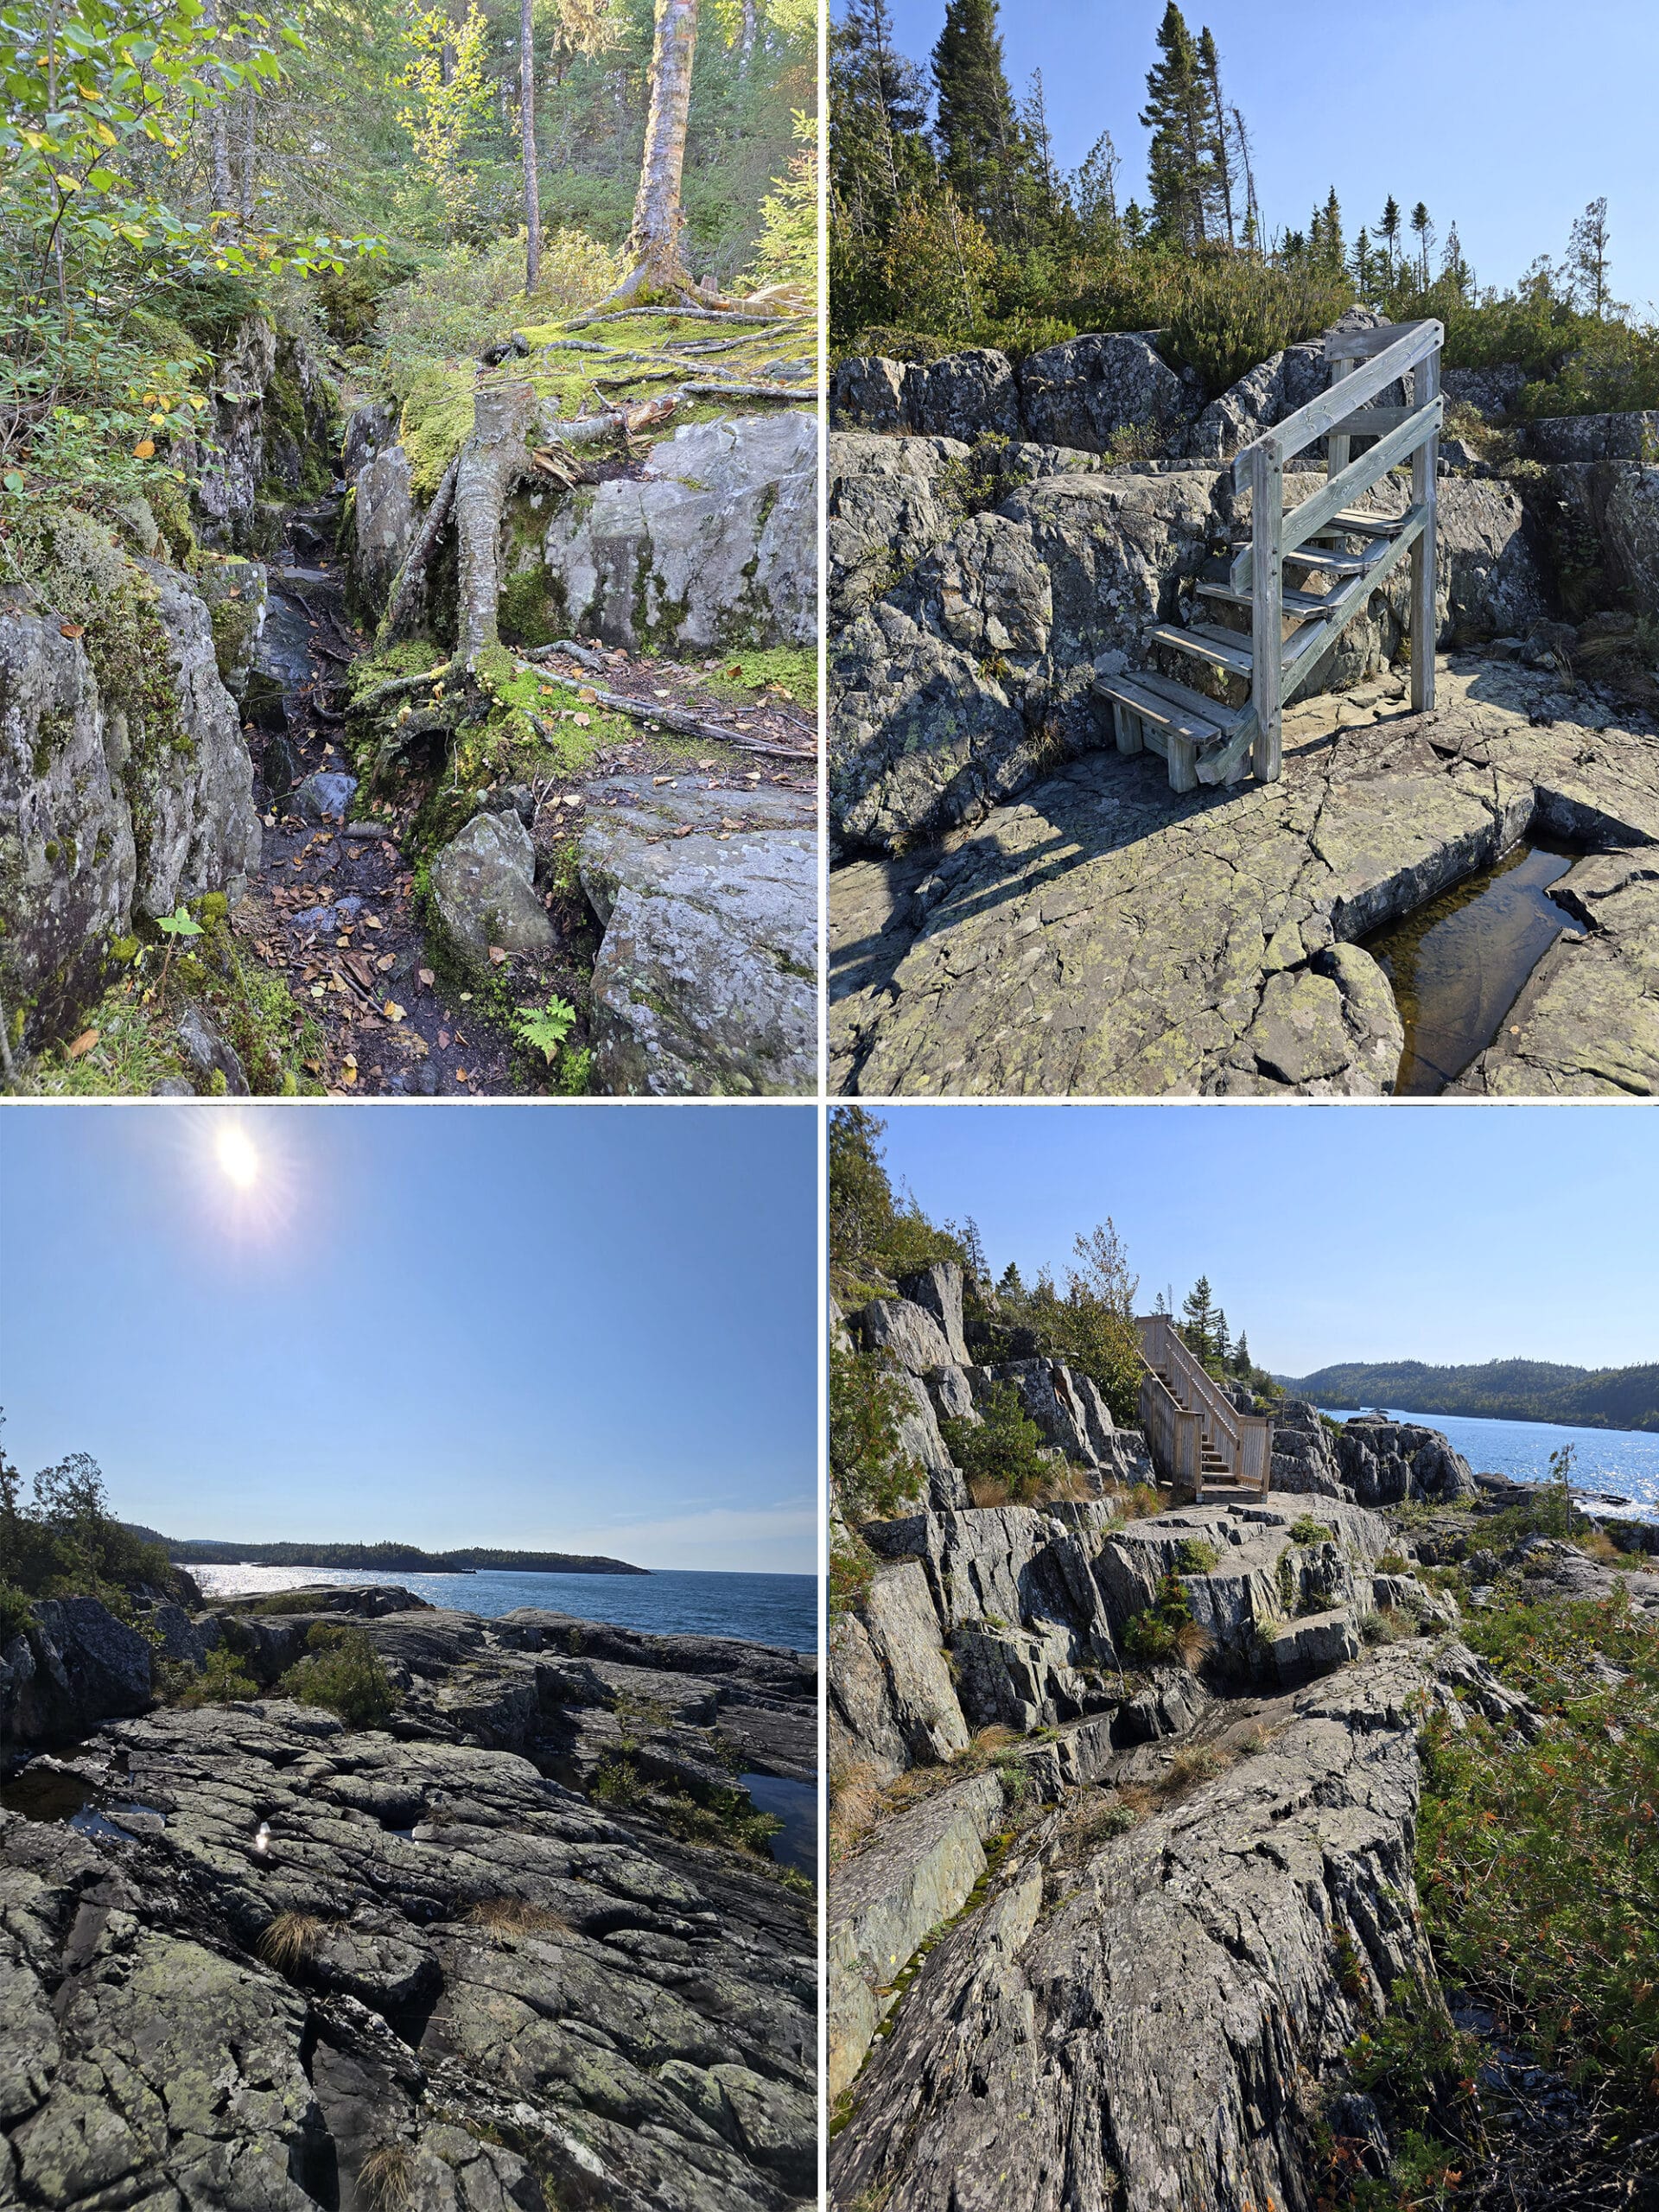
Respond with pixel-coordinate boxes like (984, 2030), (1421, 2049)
(827, 421), (1546, 855)
(1269, 1402), (1480, 1506)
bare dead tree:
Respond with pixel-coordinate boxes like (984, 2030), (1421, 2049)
(520, 0), (542, 290)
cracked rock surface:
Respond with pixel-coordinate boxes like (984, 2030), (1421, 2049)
(0, 1597), (816, 2212)
(830, 658), (1659, 1095)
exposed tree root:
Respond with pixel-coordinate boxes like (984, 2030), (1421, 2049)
(518, 645), (814, 760)
(379, 455), (459, 645)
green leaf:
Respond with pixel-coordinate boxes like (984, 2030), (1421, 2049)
(156, 905), (203, 938)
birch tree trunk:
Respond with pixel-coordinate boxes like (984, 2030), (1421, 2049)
(202, 0), (234, 210)
(454, 380), (537, 670)
(601, 0), (701, 303)
(521, 0), (541, 289)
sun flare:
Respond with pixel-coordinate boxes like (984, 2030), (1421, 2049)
(216, 1126), (259, 1190)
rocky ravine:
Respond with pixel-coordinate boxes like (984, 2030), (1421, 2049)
(0, 1587), (816, 2212)
(828, 1262), (1625, 2209)
(827, 327), (1659, 1097)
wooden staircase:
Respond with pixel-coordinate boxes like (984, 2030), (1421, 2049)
(1135, 1313), (1273, 1503)
(1096, 318), (1445, 792)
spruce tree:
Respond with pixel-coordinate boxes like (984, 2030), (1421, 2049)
(931, 0), (1025, 235)
(1180, 1275), (1220, 1362)
(1376, 194), (1402, 276)
(1196, 28), (1235, 247)
(1410, 200), (1433, 286)
(830, 0), (932, 236)
(1140, 3), (1212, 251)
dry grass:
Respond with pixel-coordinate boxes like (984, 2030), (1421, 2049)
(1117, 1782), (1158, 1820)
(1159, 1741), (1235, 1798)
(830, 1726), (1025, 1862)
(967, 1473), (1011, 1508)
(1063, 1792), (1141, 1853)
(1096, 1480), (1165, 1521)
(1580, 1528), (1621, 1565)
(829, 1759), (884, 1860)
(359, 2144), (418, 2212)
(257, 1910), (337, 1974)
(1175, 1618), (1214, 1671)
(465, 1897), (573, 1942)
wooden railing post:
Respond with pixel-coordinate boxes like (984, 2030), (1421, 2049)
(1250, 440), (1283, 782)
(1325, 353), (1356, 484)
(1410, 338), (1440, 715)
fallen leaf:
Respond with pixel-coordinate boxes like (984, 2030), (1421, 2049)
(304, 1058), (322, 1076)
(340, 1061), (357, 1085)
(310, 984), (327, 998)
(67, 1028), (99, 1058)
(652, 775), (673, 786)
(696, 758), (715, 769)
(59, 620), (86, 639)
(674, 825), (694, 838)
(377, 952), (395, 972)
(418, 967), (435, 988)
(132, 438), (155, 458)
(384, 1000), (405, 1022)
(362, 914), (383, 931)
(438, 1030), (450, 1048)
(487, 945), (507, 965)
(455, 1067), (469, 1083)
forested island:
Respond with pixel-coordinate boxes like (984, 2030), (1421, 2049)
(1279, 1358), (1659, 1432)
(121, 1527), (649, 1573)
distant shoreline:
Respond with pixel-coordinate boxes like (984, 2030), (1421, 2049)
(149, 1538), (649, 1575)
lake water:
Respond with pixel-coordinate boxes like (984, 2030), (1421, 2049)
(1319, 1407), (1659, 1517)
(186, 1564), (818, 1653)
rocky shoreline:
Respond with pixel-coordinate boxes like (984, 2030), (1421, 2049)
(1, 1585), (817, 2211)
(829, 1260), (1659, 2207)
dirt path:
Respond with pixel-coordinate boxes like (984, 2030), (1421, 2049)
(232, 505), (816, 1097)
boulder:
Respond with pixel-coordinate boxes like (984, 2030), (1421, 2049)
(1183, 341), (1326, 461)
(1522, 412), (1659, 462)
(1442, 364), (1528, 418)
(293, 769), (357, 822)
(429, 808), (555, 963)
(0, 1597), (152, 1747)
(828, 1559), (969, 1784)
(577, 772), (814, 1096)
(907, 349), (1022, 442)
(1268, 1401), (1347, 1495)
(1333, 1414), (1479, 1506)
(1018, 332), (1195, 454)
(895, 1262), (968, 1363)
(191, 314), (278, 552)
(533, 410), (817, 652)
(861, 1297), (955, 1376)
(830, 354), (916, 434)
(827, 433), (976, 629)
(348, 442), (418, 616)
(898, 510), (1052, 660)
(341, 397), (398, 484)
(1269, 1605), (1362, 1680)
(0, 605), (136, 1040)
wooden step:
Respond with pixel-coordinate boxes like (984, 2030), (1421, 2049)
(1314, 506), (1411, 538)
(1281, 546), (1371, 577)
(1147, 621), (1255, 679)
(1193, 579), (1332, 623)
(1093, 668), (1228, 747)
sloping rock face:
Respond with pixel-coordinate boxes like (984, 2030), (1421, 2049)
(830, 656), (1659, 1096)
(578, 772), (816, 1096)
(528, 410), (817, 652)
(347, 443), (418, 617)
(829, 1641), (1517, 2212)
(0, 1599), (153, 1748)
(0, 555), (262, 1046)
(0, 1603), (816, 2212)
(190, 313), (279, 552)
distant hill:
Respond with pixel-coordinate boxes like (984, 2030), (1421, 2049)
(119, 1530), (648, 1575)
(1274, 1358), (1659, 1433)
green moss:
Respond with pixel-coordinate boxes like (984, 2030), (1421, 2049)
(146, 474), (198, 565)
(702, 645), (817, 703)
(400, 363), (481, 500)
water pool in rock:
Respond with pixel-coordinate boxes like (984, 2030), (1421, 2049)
(1364, 836), (1588, 1094)
(0, 1766), (164, 1840)
(740, 1771), (816, 1877)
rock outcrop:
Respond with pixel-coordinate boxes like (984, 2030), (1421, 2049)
(0, 1599), (154, 1748)
(577, 771), (817, 1096)
(1, 1594), (817, 2212)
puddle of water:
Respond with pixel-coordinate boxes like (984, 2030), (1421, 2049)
(0, 1768), (163, 1840)
(1364, 836), (1588, 1094)
(740, 1772), (817, 1878)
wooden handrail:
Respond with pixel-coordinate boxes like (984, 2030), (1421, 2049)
(1227, 319), (1441, 784)
(1135, 1314), (1274, 1497)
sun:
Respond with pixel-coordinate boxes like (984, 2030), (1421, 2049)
(216, 1126), (259, 1190)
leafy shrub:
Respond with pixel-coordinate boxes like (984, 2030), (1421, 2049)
(0, 1581), (34, 1643)
(279, 1624), (396, 1727)
(174, 1646), (262, 1707)
(830, 1345), (926, 1522)
(1120, 1573), (1197, 1666)
(1174, 1538), (1220, 1575)
(940, 1381), (1052, 1506)
(591, 1756), (650, 1809)
(1289, 1515), (1331, 1545)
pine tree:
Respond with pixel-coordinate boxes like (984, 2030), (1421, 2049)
(1440, 221), (1471, 296)
(1214, 1309), (1231, 1364)
(931, 0), (1025, 235)
(1233, 1330), (1252, 1378)
(830, 0), (933, 236)
(1196, 28), (1235, 248)
(1140, 3), (1212, 251)
(957, 1215), (989, 1288)
(1071, 128), (1122, 249)
(1317, 186), (1343, 274)
(997, 1260), (1025, 1299)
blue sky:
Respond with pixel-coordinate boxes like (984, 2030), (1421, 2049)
(869, 1105), (1659, 1375)
(870, 0), (1659, 312)
(0, 1106), (817, 1573)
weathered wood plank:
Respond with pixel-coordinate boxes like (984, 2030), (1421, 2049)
(1193, 579), (1332, 620)
(1323, 318), (1437, 361)
(1411, 349), (1440, 712)
(1149, 620), (1255, 677)
(1279, 397), (1441, 557)
(1230, 320), (1441, 485)
(1281, 508), (1426, 696)
(1094, 670), (1224, 745)
(1251, 439), (1284, 782)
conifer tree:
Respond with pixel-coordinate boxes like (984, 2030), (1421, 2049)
(1196, 27), (1235, 247)
(1376, 194), (1402, 276)
(1140, 3), (1211, 251)
(830, 0), (932, 234)
(1180, 1276), (1220, 1363)
(1410, 200), (1433, 286)
(931, 0), (1024, 234)
(1568, 196), (1614, 317)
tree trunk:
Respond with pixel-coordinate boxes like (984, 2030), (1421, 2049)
(454, 379), (538, 670)
(202, 0), (234, 210)
(738, 0), (754, 78)
(379, 457), (461, 646)
(238, 80), (255, 226)
(521, 0), (541, 290)
(602, 0), (701, 303)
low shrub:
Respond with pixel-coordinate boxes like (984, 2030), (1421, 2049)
(1120, 1573), (1198, 1666)
(173, 1646), (261, 1707)
(0, 1582), (35, 1643)
(1289, 1515), (1331, 1545)
(940, 1381), (1052, 1506)
(279, 1625), (396, 1727)
(1174, 1537), (1220, 1575)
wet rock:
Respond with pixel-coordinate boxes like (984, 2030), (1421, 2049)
(1018, 331), (1196, 454)
(260, 729), (298, 803)
(291, 895), (364, 938)
(294, 768), (358, 821)
(578, 773), (814, 1096)
(428, 810), (554, 963)
(534, 410), (817, 652)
